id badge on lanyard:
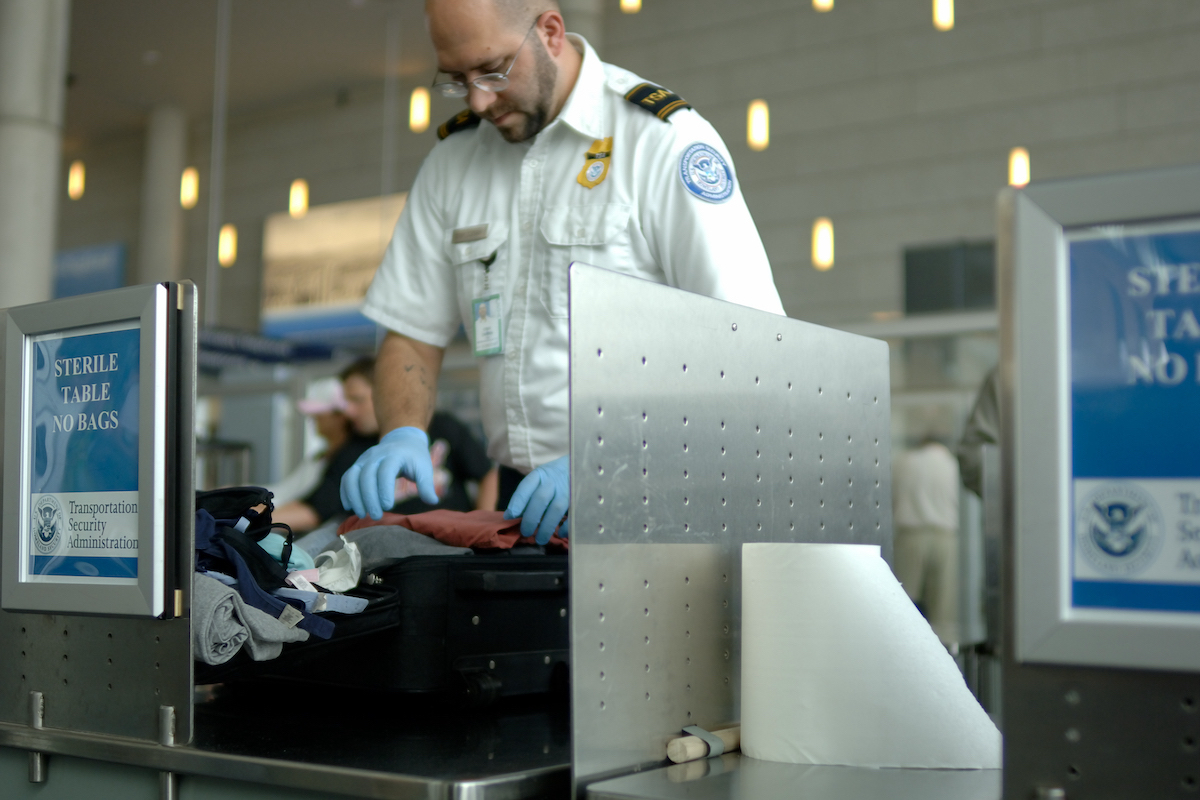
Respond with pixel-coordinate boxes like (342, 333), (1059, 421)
(472, 253), (504, 357)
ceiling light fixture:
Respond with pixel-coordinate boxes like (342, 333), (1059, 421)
(933, 0), (954, 31)
(620, 0), (642, 13)
(409, 87), (431, 133)
(67, 160), (85, 200)
(180, 167), (199, 209)
(289, 179), (309, 218)
(812, 217), (834, 271)
(813, 0), (833, 11)
(1009, 147), (1030, 187)
(747, 100), (770, 152)
(218, 224), (238, 267)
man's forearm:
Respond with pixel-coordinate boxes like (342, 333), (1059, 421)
(374, 331), (445, 433)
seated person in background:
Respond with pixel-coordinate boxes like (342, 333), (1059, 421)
(264, 377), (348, 506)
(338, 356), (499, 515)
(273, 365), (380, 533)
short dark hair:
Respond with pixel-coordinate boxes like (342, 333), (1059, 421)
(339, 357), (375, 384)
(429, 0), (559, 32)
(498, 0), (558, 27)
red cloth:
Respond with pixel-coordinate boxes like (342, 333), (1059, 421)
(336, 509), (568, 550)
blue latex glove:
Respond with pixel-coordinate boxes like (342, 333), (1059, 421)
(340, 426), (438, 520)
(504, 456), (570, 545)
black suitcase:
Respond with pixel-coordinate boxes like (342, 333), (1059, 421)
(200, 552), (570, 705)
(344, 553), (570, 704)
(397, 552), (568, 700)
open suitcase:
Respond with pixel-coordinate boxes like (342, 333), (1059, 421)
(197, 552), (569, 705)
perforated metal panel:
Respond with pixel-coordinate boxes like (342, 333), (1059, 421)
(568, 265), (892, 794)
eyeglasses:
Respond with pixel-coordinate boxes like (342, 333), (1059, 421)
(432, 18), (538, 98)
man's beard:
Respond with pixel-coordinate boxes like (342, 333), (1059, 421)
(493, 39), (558, 143)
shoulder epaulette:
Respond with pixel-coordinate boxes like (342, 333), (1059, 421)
(624, 82), (691, 121)
(437, 109), (482, 140)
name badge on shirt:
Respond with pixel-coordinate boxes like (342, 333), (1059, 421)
(472, 294), (504, 357)
(453, 224), (489, 244)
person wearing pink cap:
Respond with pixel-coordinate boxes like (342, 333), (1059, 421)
(274, 373), (378, 533)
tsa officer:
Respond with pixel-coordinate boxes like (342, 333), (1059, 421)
(341, 0), (784, 543)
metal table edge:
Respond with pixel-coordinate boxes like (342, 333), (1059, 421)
(0, 721), (571, 799)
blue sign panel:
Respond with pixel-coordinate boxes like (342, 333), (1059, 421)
(27, 322), (140, 582)
(54, 242), (126, 299)
(1070, 223), (1200, 613)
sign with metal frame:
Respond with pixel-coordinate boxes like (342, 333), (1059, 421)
(1004, 164), (1200, 672)
(3, 284), (174, 617)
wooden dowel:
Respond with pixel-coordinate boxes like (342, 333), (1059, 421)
(665, 725), (740, 763)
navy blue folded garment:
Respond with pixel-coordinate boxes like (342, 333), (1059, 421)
(195, 509), (334, 640)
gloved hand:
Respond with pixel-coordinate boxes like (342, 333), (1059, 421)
(504, 456), (570, 545)
(340, 427), (438, 520)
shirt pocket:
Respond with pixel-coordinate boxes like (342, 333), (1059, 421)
(446, 221), (510, 322)
(540, 203), (633, 318)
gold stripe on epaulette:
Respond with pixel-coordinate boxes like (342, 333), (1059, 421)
(655, 99), (689, 120)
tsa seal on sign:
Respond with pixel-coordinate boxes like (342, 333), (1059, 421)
(679, 142), (734, 203)
(32, 496), (64, 555)
(1076, 483), (1164, 577)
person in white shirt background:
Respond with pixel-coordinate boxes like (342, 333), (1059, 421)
(341, 0), (784, 543)
(892, 437), (963, 650)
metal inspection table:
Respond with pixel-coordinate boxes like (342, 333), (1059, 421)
(586, 753), (1002, 800)
(0, 682), (571, 799)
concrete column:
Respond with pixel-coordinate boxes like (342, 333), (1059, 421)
(560, 0), (603, 54)
(138, 105), (187, 284)
(0, 0), (70, 307)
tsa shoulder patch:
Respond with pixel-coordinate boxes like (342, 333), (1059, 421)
(437, 109), (481, 140)
(624, 82), (691, 121)
(678, 142), (734, 204)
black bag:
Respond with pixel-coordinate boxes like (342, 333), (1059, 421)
(195, 487), (293, 591)
(331, 553), (570, 704)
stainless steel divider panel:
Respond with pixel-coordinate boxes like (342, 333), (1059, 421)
(568, 264), (892, 795)
(0, 282), (195, 743)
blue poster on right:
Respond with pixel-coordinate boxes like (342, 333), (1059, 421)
(1070, 221), (1200, 613)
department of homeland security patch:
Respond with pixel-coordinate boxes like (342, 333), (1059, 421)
(32, 495), (63, 555)
(1076, 483), (1165, 577)
(679, 142), (734, 203)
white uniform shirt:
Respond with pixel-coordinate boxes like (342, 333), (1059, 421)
(892, 442), (961, 531)
(364, 35), (784, 472)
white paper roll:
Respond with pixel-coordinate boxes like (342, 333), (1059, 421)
(741, 543), (1001, 769)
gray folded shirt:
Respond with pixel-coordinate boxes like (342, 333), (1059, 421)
(193, 572), (309, 665)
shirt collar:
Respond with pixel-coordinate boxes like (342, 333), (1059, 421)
(553, 34), (607, 140)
